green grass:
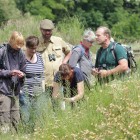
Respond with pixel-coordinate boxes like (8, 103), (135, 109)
(0, 16), (140, 139)
(1, 63), (140, 139)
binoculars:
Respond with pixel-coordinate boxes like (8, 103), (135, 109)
(48, 54), (56, 61)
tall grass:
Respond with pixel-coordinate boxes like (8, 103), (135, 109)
(1, 69), (140, 139)
(0, 14), (42, 43)
(56, 16), (84, 45)
(0, 15), (84, 46)
(0, 16), (140, 139)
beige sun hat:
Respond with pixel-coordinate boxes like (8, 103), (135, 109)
(40, 19), (55, 30)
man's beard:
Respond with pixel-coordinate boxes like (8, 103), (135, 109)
(43, 34), (51, 40)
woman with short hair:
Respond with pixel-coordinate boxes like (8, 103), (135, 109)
(19, 36), (45, 130)
(52, 64), (84, 108)
(0, 31), (26, 133)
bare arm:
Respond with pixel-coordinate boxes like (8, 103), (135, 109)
(64, 81), (84, 102)
(62, 51), (72, 64)
(52, 82), (61, 99)
(94, 58), (128, 78)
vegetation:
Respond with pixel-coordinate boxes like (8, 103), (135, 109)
(0, 59), (140, 139)
(0, 0), (140, 42)
(0, 2), (140, 139)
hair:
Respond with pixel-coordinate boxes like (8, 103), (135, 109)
(26, 36), (39, 48)
(9, 31), (25, 47)
(59, 64), (72, 78)
(97, 26), (111, 39)
(83, 28), (96, 42)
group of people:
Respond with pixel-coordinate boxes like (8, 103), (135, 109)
(0, 19), (129, 133)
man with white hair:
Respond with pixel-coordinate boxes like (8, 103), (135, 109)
(69, 28), (96, 89)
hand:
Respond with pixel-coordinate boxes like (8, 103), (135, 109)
(98, 70), (108, 78)
(11, 70), (25, 78)
(63, 97), (72, 102)
(92, 68), (100, 76)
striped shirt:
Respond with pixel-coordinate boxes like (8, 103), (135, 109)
(23, 53), (44, 96)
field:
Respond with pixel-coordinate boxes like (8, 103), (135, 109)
(1, 60), (140, 140)
(0, 16), (140, 140)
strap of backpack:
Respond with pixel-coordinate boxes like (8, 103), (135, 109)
(72, 44), (85, 62)
(111, 42), (120, 66)
(95, 47), (102, 68)
(0, 44), (7, 69)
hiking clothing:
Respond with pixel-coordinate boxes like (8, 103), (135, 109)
(0, 43), (26, 130)
(19, 52), (45, 126)
(37, 36), (71, 87)
(0, 44), (26, 96)
(23, 53), (44, 96)
(95, 42), (127, 70)
(0, 91), (20, 129)
(69, 44), (94, 88)
(54, 67), (84, 97)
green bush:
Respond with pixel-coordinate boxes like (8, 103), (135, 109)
(112, 14), (140, 42)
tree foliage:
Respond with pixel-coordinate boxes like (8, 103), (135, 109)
(0, 0), (21, 23)
(15, 0), (67, 20)
(0, 0), (140, 41)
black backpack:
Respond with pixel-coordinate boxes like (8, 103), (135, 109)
(0, 44), (7, 69)
(111, 42), (137, 72)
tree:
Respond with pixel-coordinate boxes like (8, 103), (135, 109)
(15, 0), (67, 20)
(112, 14), (140, 42)
(0, 0), (21, 24)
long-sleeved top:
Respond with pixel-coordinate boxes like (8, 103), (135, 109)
(0, 44), (26, 96)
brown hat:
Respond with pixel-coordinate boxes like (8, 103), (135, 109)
(40, 19), (54, 30)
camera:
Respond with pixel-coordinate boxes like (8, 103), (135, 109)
(98, 64), (107, 71)
(48, 54), (56, 61)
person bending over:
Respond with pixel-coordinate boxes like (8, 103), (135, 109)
(52, 64), (84, 108)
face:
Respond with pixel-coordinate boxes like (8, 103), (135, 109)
(26, 46), (37, 56)
(82, 39), (94, 49)
(62, 75), (71, 80)
(40, 29), (53, 40)
(61, 70), (73, 81)
(12, 41), (24, 50)
(96, 28), (108, 45)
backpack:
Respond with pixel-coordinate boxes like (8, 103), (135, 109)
(0, 44), (7, 69)
(72, 44), (85, 59)
(71, 44), (92, 90)
(111, 42), (137, 72)
(72, 44), (85, 68)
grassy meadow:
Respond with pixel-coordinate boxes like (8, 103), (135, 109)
(0, 16), (140, 140)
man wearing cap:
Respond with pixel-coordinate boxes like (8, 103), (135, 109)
(68, 28), (96, 90)
(37, 19), (71, 100)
